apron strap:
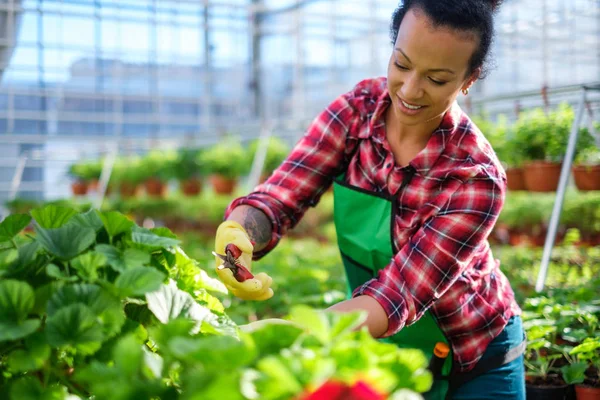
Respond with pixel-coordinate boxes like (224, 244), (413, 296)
(446, 339), (527, 397)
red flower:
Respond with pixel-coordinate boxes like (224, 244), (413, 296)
(301, 380), (386, 400)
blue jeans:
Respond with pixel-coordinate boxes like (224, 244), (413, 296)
(452, 316), (526, 400)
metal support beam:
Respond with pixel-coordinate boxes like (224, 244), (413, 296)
(535, 88), (588, 292)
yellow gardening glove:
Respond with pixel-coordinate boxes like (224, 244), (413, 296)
(214, 221), (274, 301)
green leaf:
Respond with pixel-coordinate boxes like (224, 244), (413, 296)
(145, 280), (217, 331)
(150, 226), (178, 239)
(174, 248), (227, 294)
(9, 377), (68, 400)
(72, 209), (104, 232)
(246, 322), (304, 357)
(13, 241), (41, 269)
(46, 264), (78, 282)
(130, 226), (180, 251)
(0, 279), (35, 322)
(0, 249), (18, 269)
(169, 334), (257, 369)
(71, 251), (107, 281)
(30, 204), (78, 229)
(0, 214), (31, 241)
(35, 222), (96, 260)
(113, 334), (144, 377)
(329, 311), (367, 339)
(47, 283), (125, 339)
(7, 333), (51, 372)
(96, 244), (150, 273)
(45, 304), (104, 354)
(561, 362), (588, 385)
(255, 356), (303, 398)
(99, 211), (135, 240)
(115, 267), (165, 297)
(0, 320), (41, 342)
(289, 305), (330, 343)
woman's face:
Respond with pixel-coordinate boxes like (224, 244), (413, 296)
(387, 8), (479, 128)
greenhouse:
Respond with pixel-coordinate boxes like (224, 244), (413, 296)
(0, 0), (599, 399)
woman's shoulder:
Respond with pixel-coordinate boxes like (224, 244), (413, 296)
(445, 109), (506, 184)
(346, 77), (388, 99)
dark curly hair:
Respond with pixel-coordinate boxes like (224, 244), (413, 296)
(390, 0), (503, 78)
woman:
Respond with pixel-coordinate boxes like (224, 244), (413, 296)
(214, 1), (525, 398)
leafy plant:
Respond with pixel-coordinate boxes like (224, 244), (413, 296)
(199, 139), (251, 179)
(0, 205), (432, 400)
(109, 156), (145, 186)
(138, 150), (179, 182)
(173, 148), (207, 181)
(248, 137), (291, 175)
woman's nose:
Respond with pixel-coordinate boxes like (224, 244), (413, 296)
(400, 73), (424, 100)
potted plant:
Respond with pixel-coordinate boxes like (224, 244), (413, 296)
(248, 137), (290, 183)
(67, 163), (90, 196)
(82, 159), (103, 192)
(515, 104), (572, 192)
(572, 123), (600, 191)
(524, 324), (573, 400)
(173, 148), (206, 197)
(485, 115), (526, 190)
(110, 157), (144, 198)
(199, 138), (250, 195)
(568, 338), (600, 399)
(139, 150), (177, 198)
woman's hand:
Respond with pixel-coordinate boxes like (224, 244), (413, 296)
(214, 220), (274, 301)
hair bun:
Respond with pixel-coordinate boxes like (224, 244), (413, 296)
(489, 0), (503, 11)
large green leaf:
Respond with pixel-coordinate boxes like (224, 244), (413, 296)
(9, 377), (68, 400)
(45, 304), (104, 354)
(169, 334), (257, 369)
(0, 280), (35, 322)
(0, 214), (31, 241)
(289, 305), (330, 344)
(99, 211), (134, 240)
(7, 333), (51, 372)
(0, 249), (18, 269)
(47, 283), (125, 339)
(72, 209), (104, 232)
(35, 222), (96, 260)
(0, 320), (41, 342)
(145, 280), (215, 329)
(246, 322), (304, 357)
(174, 248), (226, 294)
(130, 226), (180, 251)
(45, 264), (78, 282)
(71, 251), (107, 281)
(96, 244), (150, 273)
(30, 204), (78, 229)
(12, 241), (41, 269)
(115, 267), (165, 297)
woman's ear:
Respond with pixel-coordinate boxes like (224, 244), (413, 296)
(463, 67), (481, 92)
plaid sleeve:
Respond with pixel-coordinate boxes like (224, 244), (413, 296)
(225, 93), (358, 259)
(353, 176), (506, 337)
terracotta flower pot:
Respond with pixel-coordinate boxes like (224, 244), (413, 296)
(572, 164), (600, 191)
(144, 177), (167, 197)
(523, 161), (562, 192)
(180, 177), (203, 196)
(119, 182), (138, 198)
(210, 175), (236, 195)
(88, 179), (99, 192)
(506, 167), (526, 191)
(71, 181), (89, 196)
(575, 384), (600, 400)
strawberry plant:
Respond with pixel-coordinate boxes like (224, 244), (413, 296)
(0, 206), (432, 400)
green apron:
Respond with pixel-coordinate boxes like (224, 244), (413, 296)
(333, 172), (452, 400)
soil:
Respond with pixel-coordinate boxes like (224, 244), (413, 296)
(526, 375), (567, 388)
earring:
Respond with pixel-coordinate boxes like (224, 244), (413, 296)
(462, 88), (469, 95)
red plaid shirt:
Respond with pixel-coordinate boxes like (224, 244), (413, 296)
(225, 77), (521, 372)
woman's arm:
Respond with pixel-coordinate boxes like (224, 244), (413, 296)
(226, 205), (272, 253)
(327, 295), (389, 338)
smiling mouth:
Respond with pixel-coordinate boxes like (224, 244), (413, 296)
(398, 97), (425, 110)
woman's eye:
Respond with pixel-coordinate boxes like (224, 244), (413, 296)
(429, 78), (447, 86)
(394, 62), (408, 70)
